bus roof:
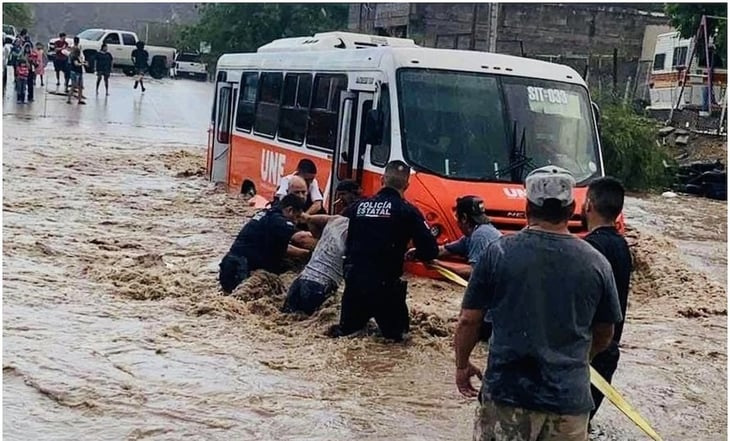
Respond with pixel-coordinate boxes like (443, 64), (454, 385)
(257, 31), (418, 52)
(217, 46), (587, 87)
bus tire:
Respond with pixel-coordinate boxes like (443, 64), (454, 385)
(241, 180), (256, 197)
(83, 50), (97, 74)
(149, 56), (168, 79)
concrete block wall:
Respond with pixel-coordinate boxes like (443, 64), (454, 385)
(348, 3), (670, 97)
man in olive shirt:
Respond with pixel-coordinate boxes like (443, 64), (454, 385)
(454, 166), (622, 440)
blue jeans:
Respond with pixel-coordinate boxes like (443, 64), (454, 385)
(282, 277), (337, 315)
(15, 78), (26, 102)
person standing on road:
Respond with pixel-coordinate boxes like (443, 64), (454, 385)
(218, 194), (312, 294)
(13, 28), (29, 48)
(24, 44), (38, 102)
(72, 36), (87, 99)
(66, 47), (86, 105)
(3, 37), (13, 93)
(131, 41), (149, 92)
(275, 159), (325, 215)
(53, 32), (70, 89)
(34, 42), (47, 87)
(95, 43), (113, 96)
(14, 58), (29, 104)
(330, 160), (439, 342)
(282, 180), (363, 316)
(581, 177), (633, 422)
(454, 166), (622, 441)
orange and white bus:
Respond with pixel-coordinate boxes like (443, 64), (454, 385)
(207, 32), (613, 274)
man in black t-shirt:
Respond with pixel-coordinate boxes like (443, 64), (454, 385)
(218, 194), (311, 294)
(131, 41), (149, 92)
(581, 177), (633, 421)
(95, 43), (113, 96)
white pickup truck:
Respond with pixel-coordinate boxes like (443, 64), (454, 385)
(48, 29), (177, 79)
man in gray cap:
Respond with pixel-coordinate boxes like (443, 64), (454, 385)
(430, 195), (502, 279)
(453, 166), (622, 441)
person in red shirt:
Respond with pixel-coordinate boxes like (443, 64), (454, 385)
(15, 60), (29, 104)
(53, 32), (70, 90)
(34, 42), (47, 87)
(24, 45), (39, 102)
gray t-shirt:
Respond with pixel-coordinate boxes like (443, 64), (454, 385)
(444, 223), (502, 265)
(462, 228), (622, 415)
(301, 216), (349, 287)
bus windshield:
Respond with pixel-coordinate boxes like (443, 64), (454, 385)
(397, 69), (600, 184)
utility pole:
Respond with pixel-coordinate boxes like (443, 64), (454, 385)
(359, 4), (363, 33)
(487, 3), (499, 53)
(469, 3), (479, 50)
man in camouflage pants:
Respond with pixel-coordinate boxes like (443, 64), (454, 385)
(454, 166), (622, 441)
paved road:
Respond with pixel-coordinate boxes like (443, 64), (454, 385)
(3, 71), (212, 142)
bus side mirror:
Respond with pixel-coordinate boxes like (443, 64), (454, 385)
(591, 101), (602, 134)
(363, 109), (384, 146)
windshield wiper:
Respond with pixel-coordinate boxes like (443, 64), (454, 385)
(493, 121), (538, 183)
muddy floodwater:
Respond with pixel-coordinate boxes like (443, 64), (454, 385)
(3, 76), (727, 440)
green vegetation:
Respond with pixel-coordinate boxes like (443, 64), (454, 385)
(595, 95), (672, 191)
(665, 3), (726, 66)
(178, 4), (349, 70)
(3, 3), (33, 29)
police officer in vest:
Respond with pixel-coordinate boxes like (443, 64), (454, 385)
(330, 160), (439, 342)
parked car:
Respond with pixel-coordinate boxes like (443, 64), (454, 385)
(48, 29), (176, 79)
(3, 24), (17, 39)
(172, 52), (207, 81)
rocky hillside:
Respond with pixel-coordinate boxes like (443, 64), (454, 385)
(28, 3), (199, 46)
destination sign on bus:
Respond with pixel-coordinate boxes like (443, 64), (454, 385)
(527, 87), (569, 105)
(526, 86), (581, 118)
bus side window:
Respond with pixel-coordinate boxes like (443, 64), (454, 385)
(370, 84), (391, 166)
(279, 73), (312, 145)
(307, 74), (347, 151)
(236, 72), (259, 132)
(217, 87), (232, 143)
(254, 72), (283, 138)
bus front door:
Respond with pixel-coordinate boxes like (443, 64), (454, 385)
(210, 81), (238, 185)
(331, 90), (373, 212)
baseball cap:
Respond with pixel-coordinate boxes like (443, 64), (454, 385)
(525, 166), (576, 207)
(455, 195), (487, 220)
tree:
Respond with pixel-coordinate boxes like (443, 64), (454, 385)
(3, 3), (33, 29)
(665, 3), (726, 66)
(178, 4), (349, 66)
